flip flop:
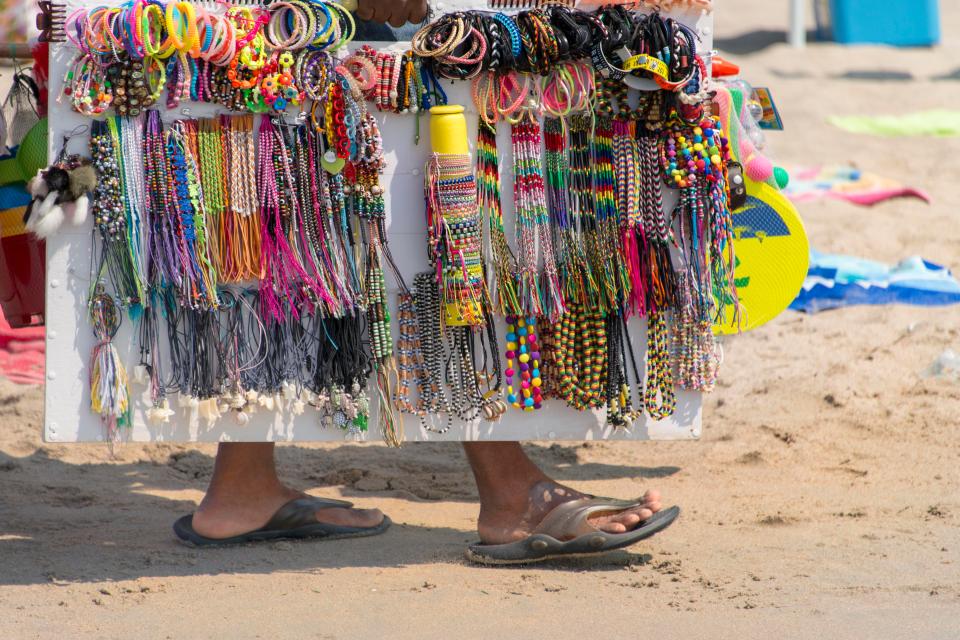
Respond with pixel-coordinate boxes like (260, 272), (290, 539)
(173, 496), (392, 548)
(465, 500), (680, 566)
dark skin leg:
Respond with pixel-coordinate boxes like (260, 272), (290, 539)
(190, 443), (384, 540)
(463, 442), (662, 545)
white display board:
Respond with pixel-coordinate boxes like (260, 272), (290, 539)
(43, 1), (713, 443)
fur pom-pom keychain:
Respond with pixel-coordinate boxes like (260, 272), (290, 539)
(24, 126), (96, 239)
(25, 157), (97, 238)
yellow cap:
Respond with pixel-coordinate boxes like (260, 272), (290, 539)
(430, 105), (470, 155)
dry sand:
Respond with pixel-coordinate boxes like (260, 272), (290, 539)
(2, 1), (960, 637)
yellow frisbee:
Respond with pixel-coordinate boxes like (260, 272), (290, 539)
(714, 179), (810, 335)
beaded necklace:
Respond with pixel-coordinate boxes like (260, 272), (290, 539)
(308, 127), (361, 313)
(347, 105), (404, 446)
(543, 117), (587, 309)
(118, 115), (149, 293)
(505, 316), (543, 411)
(284, 124), (334, 312)
(406, 272), (504, 428)
(658, 110), (738, 389)
(644, 307), (676, 421)
(257, 117), (315, 320)
(567, 114), (602, 309)
(62, 52), (113, 116)
(511, 119), (565, 322)
(535, 317), (559, 400)
(476, 120), (520, 317)
(144, 110), (181, 290)
(425, 153), (487, 327)
(553, 302), (606, 411)
(674, 273), (720, 392)
(90, 119), (144, 312)
(409, 272), (454, 432)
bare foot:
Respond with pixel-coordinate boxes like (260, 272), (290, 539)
(478, 480), (662, 545)
(191, 485), (384, 540)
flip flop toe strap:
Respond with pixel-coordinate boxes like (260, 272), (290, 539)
(263, 497), (353, 532)
(532, 498), (646, 540)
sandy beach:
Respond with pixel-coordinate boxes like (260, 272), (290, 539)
(2, 1), (960, 637)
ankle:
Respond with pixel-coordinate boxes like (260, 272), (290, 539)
(478, 477), (557, 515)
(198, 479), (292, 512)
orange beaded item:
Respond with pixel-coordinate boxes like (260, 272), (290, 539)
(228, 54), (260, 90)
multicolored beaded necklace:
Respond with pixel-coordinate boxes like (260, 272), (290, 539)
(476, 120), (520, 318)
(512, 119), (565, 322)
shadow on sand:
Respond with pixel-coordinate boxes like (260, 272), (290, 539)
(0, 443), (675, 586)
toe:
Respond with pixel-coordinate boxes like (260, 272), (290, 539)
(616, 511), (643, 527)
(643, 489), (662, 505)
(314, 507), (384, 529)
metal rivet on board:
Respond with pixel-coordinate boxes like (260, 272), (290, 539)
(412, 168), (420, 176)
(47, 371), (57, 381)
(548, 431), (557, 440)
(47, 330), (57, 340)
(49, 422), (58, 433)
(50, 279), (60, 289)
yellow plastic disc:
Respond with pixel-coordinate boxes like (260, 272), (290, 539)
(714, 178), (810, 335)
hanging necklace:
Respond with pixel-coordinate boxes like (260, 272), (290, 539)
(90, 119), (145, 313)
(567, 114), (602, 310)
(553, 301), (606, 411)
(476, 119), (520, 318)
(505, 315), (543, 412)
(544, 116), (587, 309)
(425, 152), (487, 327)
(511, 118), (565, 322)
(89, 287), (130, 442)
(591, 109), (629, 313)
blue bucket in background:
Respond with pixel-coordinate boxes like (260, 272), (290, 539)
(829, 0), (940, 47)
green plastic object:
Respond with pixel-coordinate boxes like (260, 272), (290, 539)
(0, 118), (48, 186)
(773, 166), (790, 190)
(829, 110), (960, 138)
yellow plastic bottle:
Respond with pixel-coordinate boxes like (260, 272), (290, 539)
(429, 105), (470, 156)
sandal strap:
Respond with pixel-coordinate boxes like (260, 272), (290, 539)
(263, 497), (354, 531)
(532, 498), (645, 540)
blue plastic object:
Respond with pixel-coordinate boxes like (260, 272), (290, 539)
(829, 0), (940, 46)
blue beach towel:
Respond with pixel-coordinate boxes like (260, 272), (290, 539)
(790, 250), (960, 314)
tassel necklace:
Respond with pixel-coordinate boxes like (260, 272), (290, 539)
(89, 288), (130, 442)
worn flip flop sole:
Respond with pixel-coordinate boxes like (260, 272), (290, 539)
(173, 515), (392, 548)
(465, 506), (680, 566)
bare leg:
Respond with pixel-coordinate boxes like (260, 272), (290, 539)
(190, 443), (384, 540)
(463, 442), (661, 545)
